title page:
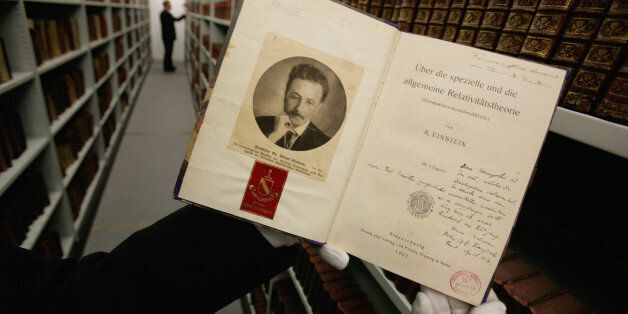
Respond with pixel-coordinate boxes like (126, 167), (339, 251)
(329, 33), (566, 304)
(177, 0), (398, 241)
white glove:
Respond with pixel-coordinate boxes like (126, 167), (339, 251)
(412, 286), (506, 314)
(256, 225), (350, 270)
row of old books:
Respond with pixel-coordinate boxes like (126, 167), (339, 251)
(0, 170), (50, 247)
(270, 279), (309, 314)
(215, 0), (233, 20)
(33, 229), (63, 260)
(88, 13), (109, 42)
(212, 42), (223, 59)
(113, 14), (122, 34)
(67, 149), (99, 219)
(118, 67), (127, 87)
(0, 38), (12, 84)
(55, 109), (94, 175)
(93, 49), (110, 82)
(98, 80), (113, 116)
(294, 242), (375, 313)
(102, 113), (117, 149)
(380, 247), (592, 313)
(346, 0), (627, 125)
(28, 17), (81, 65)
(42, 66), (85, 122)
(115, 38), (125, 60)
(0, 102), (27, 172)
(250, 287), (268, 314)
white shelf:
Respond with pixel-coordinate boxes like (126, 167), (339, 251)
(0, 71), (34, 96)
(211, 16), (231, 27)
(24, 0), (82, 5)
(37, 48), (87, 75)
(20, 190), (64, 250)
(287, 267), (314, 314)
(362, 261), (412, 313)
(549, 107), (628, 159)
(0, 137), (49, 196)
(89, 36), (111, 50)
(50, 89), (94, 135)
(61, 232), (74, 258)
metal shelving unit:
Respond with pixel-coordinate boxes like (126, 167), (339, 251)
(0, 0), (152, 258)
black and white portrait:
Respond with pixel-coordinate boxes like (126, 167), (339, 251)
(252, 57), (347, 151)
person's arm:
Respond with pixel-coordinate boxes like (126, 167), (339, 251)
(175, 14), (186, 21)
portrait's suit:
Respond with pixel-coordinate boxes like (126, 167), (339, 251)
(256, 116), (331, 151)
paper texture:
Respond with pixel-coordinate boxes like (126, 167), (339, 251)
(177, 0), (398, 241)
(328, 33), (566, 305)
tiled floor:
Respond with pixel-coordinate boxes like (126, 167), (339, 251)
(83, 62), (243, 314)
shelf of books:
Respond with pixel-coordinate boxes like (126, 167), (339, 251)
(184, 0), (237, 115)
(0, 0), (151, 260)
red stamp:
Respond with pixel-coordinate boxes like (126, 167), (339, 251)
(240, 161), (288, 219)
(450, 271), (481, 296)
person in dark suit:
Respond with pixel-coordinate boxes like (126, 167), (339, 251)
(256, 63), (331, 151)
(160, 1), (185, 72)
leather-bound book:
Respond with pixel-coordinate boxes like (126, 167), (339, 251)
(493, 256), (540, 287)
(0, 38), (11, 83)
(502, 273), (563, 312)
(594, 75), (628, 124)
(529, 291), (588, 314)
(46, 20), (62, 58)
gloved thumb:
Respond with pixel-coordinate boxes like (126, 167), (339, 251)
(319, 244), (350, 270)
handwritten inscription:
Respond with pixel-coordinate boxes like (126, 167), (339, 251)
(471, 52), (560, 89)
(366, 160), (521, 266)
(266, 0), (353, 27)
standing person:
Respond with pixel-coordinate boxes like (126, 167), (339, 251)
(160, 1), (185, 72)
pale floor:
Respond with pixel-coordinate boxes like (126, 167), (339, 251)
(83, 61), (243, 314)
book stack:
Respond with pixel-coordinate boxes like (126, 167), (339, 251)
(55, 109), (94, 174)
(97, 80), (113, 116)
(115, 38), (124, 60)
(0, 170), (50, 247)
(351, 0), (627, 124)
(202, 62), (209, 81)
(215, 0), (232, 20)
(27, 17), (81, 65)
(33, 229), (63, 260)
(0, 101), (27, 172)
(294, 242), (375, 313)
(211, 42), (223, 59)
(88, 12), (108, 42)
(118, 66), (127, 87)
(493, 249), (590, 313)
(120, 92), (129, 113)
(103, 114), (116, 149)
(113, 13), (122, 33)
(0, 38), (12, 84)
(67, 150), (99, 219)
(93, 49), (110, 82)
(203, 35), (210, 52)
(41, 66), (85, 122)
(202, 2), (210, 16)
(250, 287), (268, 314)
(270, 279), (308, 314)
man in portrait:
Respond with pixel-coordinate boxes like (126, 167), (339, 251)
(256, 63), (331, 151)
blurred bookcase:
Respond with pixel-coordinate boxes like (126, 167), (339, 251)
(0, 0), (152, 259)
(184, 0), (236, 116)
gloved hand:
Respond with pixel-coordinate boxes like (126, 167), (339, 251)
(255, 225), (350, 270)
(412, 286), (506, 314)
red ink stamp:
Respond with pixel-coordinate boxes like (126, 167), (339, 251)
(240, 161), (288, 219)
(450, 271), (481, 296)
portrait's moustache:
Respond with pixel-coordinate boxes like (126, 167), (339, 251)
(287, 111), (304, 120)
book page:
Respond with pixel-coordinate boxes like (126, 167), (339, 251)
(329, 32), (566, 305)
(177, 0), (398, 241)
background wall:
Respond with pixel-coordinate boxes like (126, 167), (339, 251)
(150, 0), (187, 63)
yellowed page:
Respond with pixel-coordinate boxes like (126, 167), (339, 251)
(177, 0), (398, 241)
(329, 33), (566, 305)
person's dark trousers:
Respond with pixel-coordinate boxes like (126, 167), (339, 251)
(163, 38), (174, 71)
(1, 205), (298, 313)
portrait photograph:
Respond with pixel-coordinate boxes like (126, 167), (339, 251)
(252, 57), (347, 151)
(228, 33), (364, 181)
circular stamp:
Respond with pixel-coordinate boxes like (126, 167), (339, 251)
(406, 191), (434, 219)
(450, 271), (481, 296)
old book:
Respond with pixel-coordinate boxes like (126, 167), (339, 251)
(175, 0), (567, 305)
(46, 20), (62, 59)
(0, 38), (11, 83)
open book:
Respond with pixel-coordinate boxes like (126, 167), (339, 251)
(175, 0), (566, 305)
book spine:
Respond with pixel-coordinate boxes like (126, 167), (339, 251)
(0, 37), (11, 83)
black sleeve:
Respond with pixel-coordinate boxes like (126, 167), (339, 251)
(175, 14), (186, 21)
(2, 205), (298, 313)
